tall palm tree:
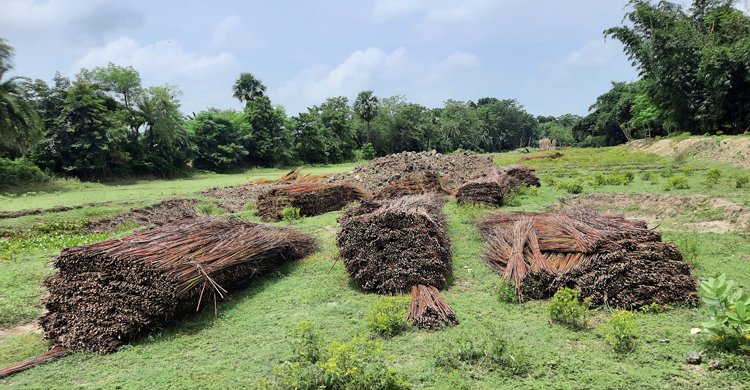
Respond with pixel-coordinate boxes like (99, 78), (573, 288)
(353, 90), (379, 142)
(232, 73), (267, 104)
(0, 38), (42, 156)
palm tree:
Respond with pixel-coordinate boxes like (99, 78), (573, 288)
(353, 90), (379, 142)
(0, 39), (42, 156)
(232, 73), (267, 104)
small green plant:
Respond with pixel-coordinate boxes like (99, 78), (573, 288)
(736, 175), (749, 189)
(281, 206), (302, 222)
(367, 296), (410, 338)
(496, 279), (518, 304)
(555, 179), (583, 194)
(601, 310), (637, 352)
(666, 175), (690, 190)
(195, 203), (222, 215)
(674, 235), (699, 264)
(549, 287), (590, 329)
(435, 327), (529, 376)
(660, 167), (675, 178)
(681, 166), (695, 176)
(289, 320), (322, 363)
(638, 303), (668, 314)
(641, 171), (655, 181)
(704, 168), (722, 186)
(699, 274), (750, 351)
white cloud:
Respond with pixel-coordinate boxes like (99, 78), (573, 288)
(566, 39), (616, 68)
(211, 15), (242, 46)
(276, 47), (480, 114)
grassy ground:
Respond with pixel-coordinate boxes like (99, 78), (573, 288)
(1, 145), (749, 389)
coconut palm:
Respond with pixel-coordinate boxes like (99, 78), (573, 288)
(353, 90), (379, 142)
(0, 39), (42, 155)
(232, 72), (267, 104)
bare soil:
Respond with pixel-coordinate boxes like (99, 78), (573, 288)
(630, 137), (750, 169)
(85, 199), (203, 233)
(200, 184), (277, 212)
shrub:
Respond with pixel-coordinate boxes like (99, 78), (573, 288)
(281, 206), (301, 222)
(549, 288), (590, 329)
(601, 310), (637, 352)
(641, 171), (655, 181)
(367, 296), (410, 338)
(258, 323), (411, 389)
(704, 168), (722, 186)
(359, 143), (376, 160)
(681, 166), (696, 176)
(736, 175), (749, 189)
(555, 179), (583, 194)
(435, 327), (529, 376)
(589, 171), (633, 187)
(666, 175), (690, 190)
(496, 279), (518, 304)
(699, 274), (750, 351)
(0, 157), (50, 189)
(660, 167), (675, 178)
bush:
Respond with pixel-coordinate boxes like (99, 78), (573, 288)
(435, 327), (529, 376)
(736, 175), (749, 189)
(704, 168), (722, 186)
(699, 274), (750, 351)
(660, 167), (675, 178)
(664, 175), (690, 191)
(258, 322), (411, 389)
(359, 143), (376, 160)
(549, 288), (590, 329)
(601, 310), (637, 352)
(641, 171), (655, 181)
(589, 171), (633, 187)
(496, 279), (518, 304)
(555, 179), (583, 194)
(367, 296), (410, 338)
(281, 206), (301, 222)
(0, 157), (50, 189)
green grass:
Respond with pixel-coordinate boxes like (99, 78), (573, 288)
(1, 145), (750, 388)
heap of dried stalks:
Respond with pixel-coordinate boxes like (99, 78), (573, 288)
(337, 194), (457, 328)
(374, 172), (449, 199)
(40, 218), (315, 353)
(478, 209), (696, 309)
(456, 166), (540, 207)
(256, 182), (368, 221)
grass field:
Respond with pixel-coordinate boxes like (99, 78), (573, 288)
(1, 144), (749, 389)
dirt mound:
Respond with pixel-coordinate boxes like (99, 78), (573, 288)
(328, 150), (496, 193)
(85, 199), (201, 233)
(562, 193), (750, 233)
(630, 136), (750, 169)
(40, 218), (315, 353)
(374, 172), (449, 199)
(256, 183), (368, 221)
(479, 209), (696, 309)
(201, 184), (276, 212)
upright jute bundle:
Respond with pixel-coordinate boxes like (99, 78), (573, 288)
(40, 218), (316, 353)
(336, 194), (458, 328)
(478, 209), (696, 309)
(256, 182), (368, 221)
(456, 165), (540, 207)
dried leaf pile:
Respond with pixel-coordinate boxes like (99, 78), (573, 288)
(256, 182), (368, 221)
(40, 218), (315, 353)
(337, 194), (457, 328)
(478, 209), (696, 309)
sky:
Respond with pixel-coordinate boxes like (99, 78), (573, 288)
(2, 0), (747, 117)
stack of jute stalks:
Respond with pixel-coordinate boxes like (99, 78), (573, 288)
(336, 194), (458, 329)
(40, 217), (316, 353)
(256, 182), (368, 221)
(456, 165), (540, 207)
(478, 209), (696, 309)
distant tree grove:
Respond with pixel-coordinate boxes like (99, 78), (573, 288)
(0, 1), (748, 181)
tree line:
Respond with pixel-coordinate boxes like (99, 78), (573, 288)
(1, 0), (748, 182)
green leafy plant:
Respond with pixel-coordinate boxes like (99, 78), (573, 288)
(601, 310), (637, 352)
(435, 327), (529, 376)
(555, 179), (583, 194)
(704, 168), (722, 186)
(281, 206), (301, 222)
(660, 167), (675, 178)
(674, 235), (699, 264)
(195, 203), (222, 215)
(638, 303), (667, 314)
(736, 175), (749, 189)
(699, 274), (750, 351)
(664, 175), (690, 191)
(496, 279), (518, 304)
(367, 296), (410, 338)
(549, 287), (591, 329)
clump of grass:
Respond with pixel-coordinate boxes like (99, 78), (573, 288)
(735, 174), (749, 189)
(366, 296), (410, 338)
(195, 203), (222, 215)
(435, 326), (529, 376)
(674, 234), (699, 265)
(704, 168), (722, 186)
(660, 167), (675, 178)
(555, 179), (584, 194)
(281, 206), (301, 222)
(589, 171), (634, 187)
(601, 310), (638, 352)
(663, 175), (690, 191)
(549, 287), (590, 329)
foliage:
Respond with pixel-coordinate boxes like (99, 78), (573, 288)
(359, 142), (376, 160)
(0, 157), (49, 188)
(601, 310), (638, 352)
(353, 90), (379, 143)
(549, 287), (591, 329)
(736, 174), (750, 189)
(705, 168), (722, 186)
(366, 296), (410, 338)
(555, 179), (584, 194)
(496, 279), (518, 304)
(674, 234), (699, 264)
(195, 203), (222, 216)
(669, 175), (691, 190)
(258, 323), (411, 390)
(187, 110), (248, 172)
(590, 170), (634, 186)
(245, 96), (292, 166)
(699, 274), (750, 351)
(232, 72), (266, 104)
(435, 326), (529, 376)
(0, 38), (43, 156)
(281, 206), (301, 222)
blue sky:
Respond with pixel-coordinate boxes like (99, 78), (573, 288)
(3, 0), (743, 117)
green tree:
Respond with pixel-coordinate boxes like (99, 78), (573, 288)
(319, 96), (357, 162)
(245, 96), (291, 166)
(232, 73), (267, 104)
(0, 38), (43, 156)
(475, 98), (538, 151)
(353, 90), (379, 142)
(187, 109), (249, 172)
(290, 109), (328, 163)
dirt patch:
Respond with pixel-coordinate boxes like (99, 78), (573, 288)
(630, 137), (750, 169)
(0, 202), (117, 220)
(561, 193), (750, 233)
(0, 323), (41, 337)
(327, 150), (496, 193)
(200, 184), (276, 212)
(85, 199), (202, 233)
